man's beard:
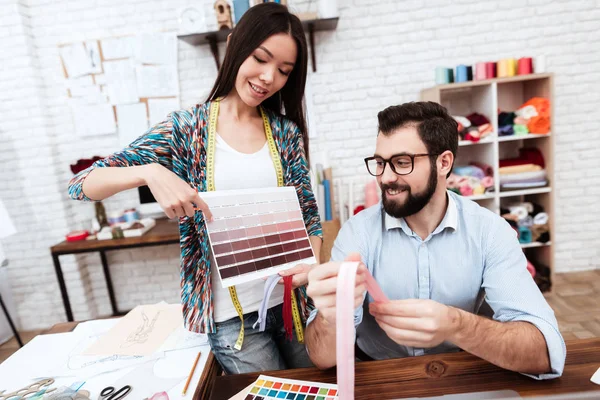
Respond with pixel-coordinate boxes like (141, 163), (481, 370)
(381, 163), (438, 218)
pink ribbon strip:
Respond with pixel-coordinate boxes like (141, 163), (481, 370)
(336, 262), (389, 400)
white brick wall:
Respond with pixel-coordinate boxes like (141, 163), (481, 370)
(0, 0), (598, 329)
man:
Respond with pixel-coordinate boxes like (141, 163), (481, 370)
(304, 101), (565, 379)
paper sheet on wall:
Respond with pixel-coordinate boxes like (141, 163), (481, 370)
(117, 103), (148, 147)
(83, 304), (183, 356)
(103, 60), (139, 105)
(136, 65), (179, 98)
(147, 98), (180, 126)
(100, 36), (135, 60)
(134, 32), (177, 65)
(84, 40), (103, 74)
(60, 43), (94, 78)
(0, 198), (16, 239)
(70, 102), (116, 137)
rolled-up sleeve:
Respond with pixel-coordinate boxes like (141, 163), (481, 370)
(482, 218), (566, 379)
(68, 118), (174, 201)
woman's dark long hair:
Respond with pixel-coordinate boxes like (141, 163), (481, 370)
(206, 3), (310, 163)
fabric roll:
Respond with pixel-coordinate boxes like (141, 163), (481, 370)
(514, 124), (529, 135)
(509, 206), (529, 220)
(498, 125), (514, 136)
(470, 161), (493, 177)
(499, 164), (541, 175)
(518, 57), (533, 75)
(533, 212), (549, 225)
(531, 223), (550, 242)
(480, 176), (494, 188)
(499, 170), (547, 184)
(519, 215), (534, 228)
(454, 165), (486, 180)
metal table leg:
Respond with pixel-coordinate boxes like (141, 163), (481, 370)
(0, 293), (23, 347)
(51, 253), (73, 322)
(100, 251), (118, 316)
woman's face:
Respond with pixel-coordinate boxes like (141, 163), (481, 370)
(234, 33), (297, 107)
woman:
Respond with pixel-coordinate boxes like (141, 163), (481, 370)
(68, 3), (322, 374)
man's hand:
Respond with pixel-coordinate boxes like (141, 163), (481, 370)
(369, 299), (461, 348)
(306, 253), (367, 324)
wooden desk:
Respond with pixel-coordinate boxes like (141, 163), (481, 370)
(210, 338), (600, 399)
(50, 218), (180, 321)
(43, 321), (223, 400)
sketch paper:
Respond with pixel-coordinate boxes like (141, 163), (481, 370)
(0, 198), (17, 239)
(83, 304), (183, 356)
(134, 32), (178, 65)
(60, 43), (94, 78)
(70, 102), (116, 137)
(147, 98), (179, 126)
(116, 103), (148, 147)
(100, 36), (135, 60)
(103, 60), (139, 105)
(84, 40), (103, 74)
(136, 65), (179, 98)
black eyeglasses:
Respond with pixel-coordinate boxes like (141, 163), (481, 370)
(364, 153), (437, 176)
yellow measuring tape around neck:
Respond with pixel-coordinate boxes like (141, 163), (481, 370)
(207, 99), (304, 350)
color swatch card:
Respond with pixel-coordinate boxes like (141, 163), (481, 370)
(203, 187), (317, 288)
(244, 375), (338, 400)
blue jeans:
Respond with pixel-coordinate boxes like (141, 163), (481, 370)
(207, 303), (313, 374)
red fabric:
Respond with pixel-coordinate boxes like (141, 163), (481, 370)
(283, 276), (294, 341)
(499, 148), (545, 169)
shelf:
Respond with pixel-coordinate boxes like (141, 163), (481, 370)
(459, 136), (495, 147)
(432, 73), (553, 91)
(465, 193), (495, 201)
(177, 17), (339, 71)
(498, 133), (551, 142)
(499, 187), (551, 198)
(521, 241), (552, 249)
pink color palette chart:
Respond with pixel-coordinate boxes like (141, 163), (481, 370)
(244, 375), (338, 400)
(202, 187), (317, 288)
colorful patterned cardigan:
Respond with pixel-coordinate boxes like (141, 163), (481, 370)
(68, 101), (323, 333)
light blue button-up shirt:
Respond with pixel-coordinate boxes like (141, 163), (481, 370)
(309, 191), (565, 380)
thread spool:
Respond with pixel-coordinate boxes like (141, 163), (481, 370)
(485, 62), (496, 79)
(518, 57), (533, 75)
(474, 62), (487, 80)
(124, 209), (140, 223)
(498, 58), (517, 77)
(107, 211), (125, 226)
(518, 226), (532, 244)
(455, 65), (471, 82)
(435, 67), (454, 84)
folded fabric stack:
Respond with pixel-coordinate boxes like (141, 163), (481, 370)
(498, 97), (551, 137)
(453, 113), (494, 143)
(499, 148), (548, 190)
(501, 201), (550, 244)
(447, 162), (494, 196)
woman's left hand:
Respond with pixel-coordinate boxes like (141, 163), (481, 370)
(278, 264), (315, 288)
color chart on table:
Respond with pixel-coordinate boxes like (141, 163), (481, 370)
(203, 187), (317, 288)
(244, 375), (339, 400)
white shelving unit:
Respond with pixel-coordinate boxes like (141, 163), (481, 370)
(421, 73), (555, 291)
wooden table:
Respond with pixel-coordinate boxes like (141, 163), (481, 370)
(210, 338), (600, 399)
(44, 321), (223, 400)
(50, 218), (180, 321)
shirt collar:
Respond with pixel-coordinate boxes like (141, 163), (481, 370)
(384, 192), (458, 236)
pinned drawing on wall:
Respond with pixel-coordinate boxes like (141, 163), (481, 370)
(214, 0), (233, 30)
(58, 32), (180, 140)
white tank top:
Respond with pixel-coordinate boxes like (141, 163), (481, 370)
(210, 133), (285, 322)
